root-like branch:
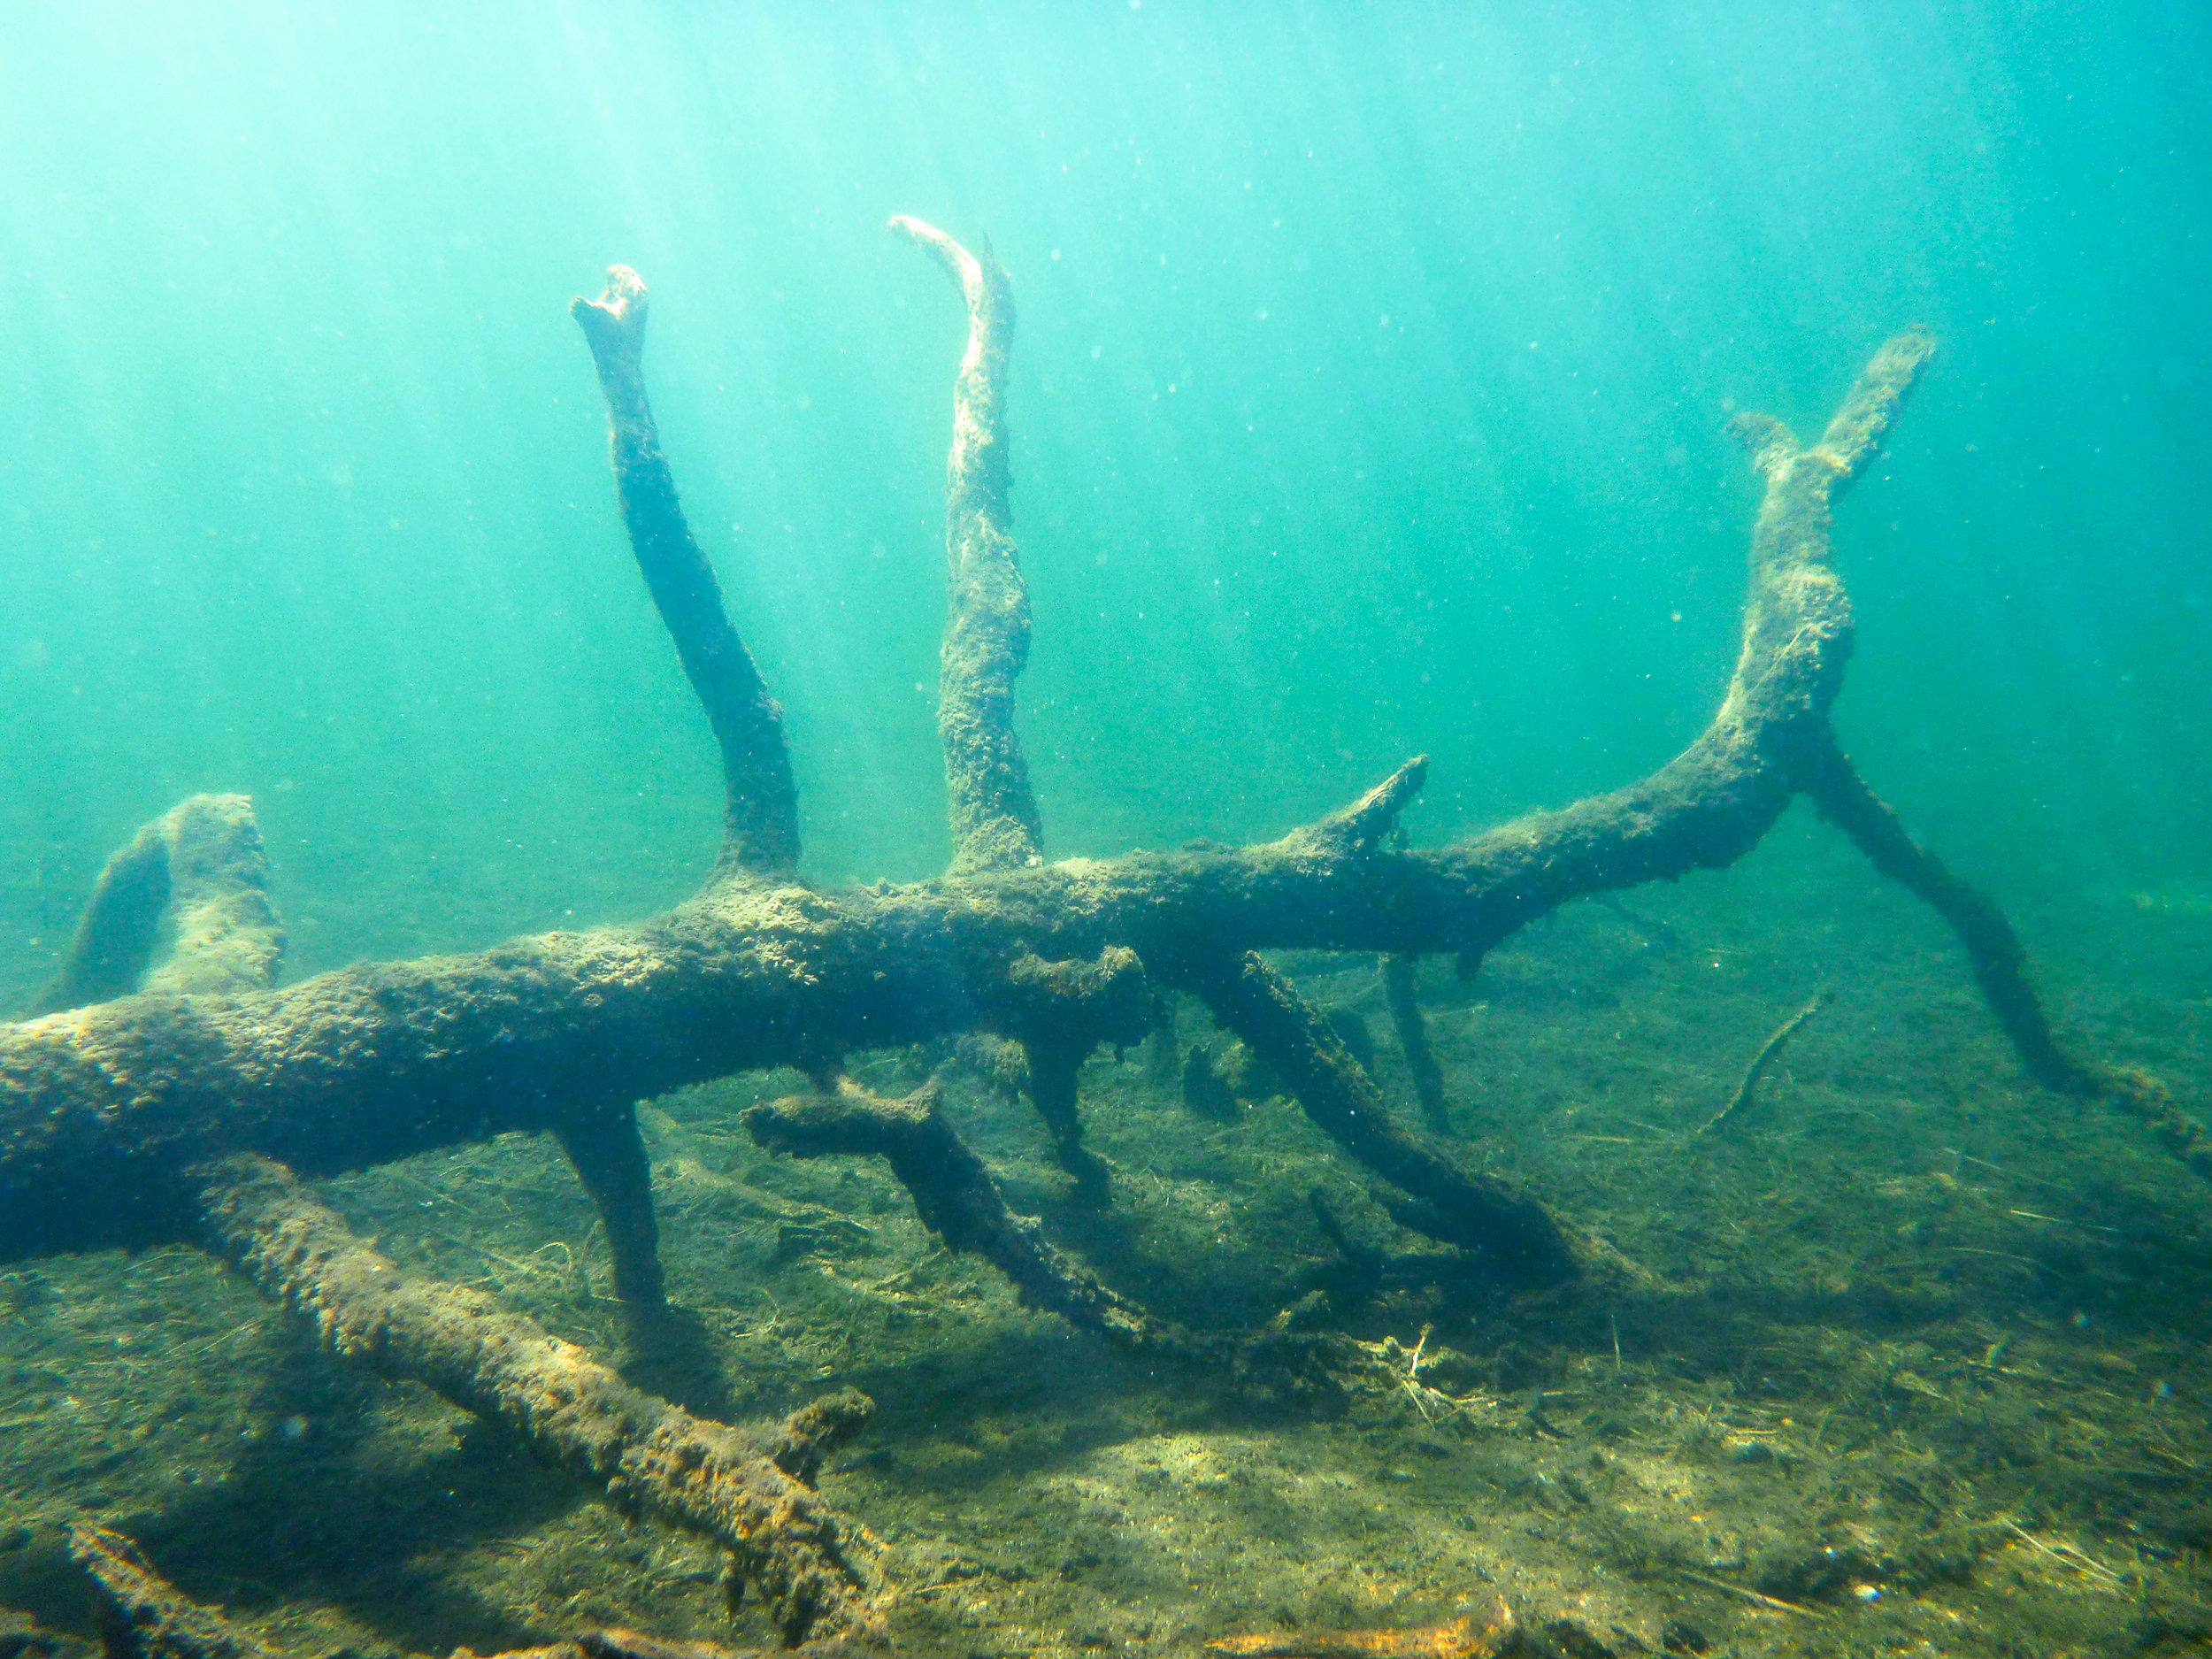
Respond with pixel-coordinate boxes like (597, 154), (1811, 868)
(744, 1075), (1346, 1407)
(193, 1155), (879, 1646)
(1176, 949), (1581, 1286)
(890, 217), (1043, 874)
(572, 266), (801, 876)
(555, 1102), (667, 1305)
(745, 1075), (1200, 1358)
(993, 945), (1154, 1195)
(1022, 1045), (1110, 1201)
(1805, 733), (2207, 1175)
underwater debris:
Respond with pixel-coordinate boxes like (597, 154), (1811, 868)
(67, 1522), (764, 1659)
(194, 1154), (879, 1644)
(0, 217), (2184, 1651)
(1695, 993), (1825, 1138)
(28, 793), (282, 1018)
(70, 1524), (289, 1659)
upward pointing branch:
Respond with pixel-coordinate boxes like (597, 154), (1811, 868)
(572, 266), (801, 877)
(891, 217), (1045, 874)
(1732, 325), (1938, 576)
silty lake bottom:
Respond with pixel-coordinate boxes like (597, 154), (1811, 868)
(1, 835), (2208, 1659)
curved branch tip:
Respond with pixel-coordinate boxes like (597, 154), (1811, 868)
(888, 214), (982, 287)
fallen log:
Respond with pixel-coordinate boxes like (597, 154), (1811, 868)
(2, 229), (2180, 1381)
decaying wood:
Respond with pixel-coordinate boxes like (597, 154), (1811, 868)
(193, 1153), (879, 1643)
(1174, 945), (1585, 1282)
(745, 1074), (1202, 1359)
(29, 794), (282, 1018)
(1801, 730), (2210, 1173)
(887, 215), (1043, 878)
(69, 1524), (288, 1659)
(571, 265), (800, 878)
(0, 216), (2182, 1650)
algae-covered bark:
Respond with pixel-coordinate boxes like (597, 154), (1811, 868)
(69, 1523), (290, 1659)
(194, 1155), (878, 1643)
(67, 1521), (761, 1659)
(745, 1075), (1202, 1360)
(0, 275), (2177, 1282)
(888, 215), (1044, 877)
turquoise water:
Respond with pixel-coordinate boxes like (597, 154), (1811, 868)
(5, 3), (2206, 995)
(5, 10), (2212, 1653)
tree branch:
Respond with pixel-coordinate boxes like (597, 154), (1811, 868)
(1172, 949), (1585, 1286)
(68, 1521), (765, 1659)
(572, 266), (801, 876)
(13, 323), (2170, 1285)
(889, 218), (1043, 874)
(70, 1523), (289, 1659)
(744, 1075), (1200, 1356)
(193, 1154), (880, 1645)
(28, 794), (281, 1016)
(0, 309), (1938, 1263)
(1803, 731), (2208, 1173)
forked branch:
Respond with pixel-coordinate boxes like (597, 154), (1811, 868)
(1, 274), (2185, 1659)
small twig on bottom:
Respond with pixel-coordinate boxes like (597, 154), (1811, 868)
(1671, 1570), (1823, 1617)
(1697, 994), (1824, 1138)
(2004, 1520), (2126, 1589)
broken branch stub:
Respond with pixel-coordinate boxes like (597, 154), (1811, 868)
(572, 265), (802, 876)
(28, 793), (282, 1017)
